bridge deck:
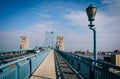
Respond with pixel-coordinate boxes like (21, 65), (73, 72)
(30, 50), (56, 79)
(29, 50), (80, 79)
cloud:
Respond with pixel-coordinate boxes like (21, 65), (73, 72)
(95, 12), (120, 34)
(101, 0), (120, 15)
(64, 11), (88, 27)
(39, 14), (51, 18)
(0, 21), (56, 50)
(1, 10), (120, 51)
(63, 10), (120, 51)
(64, 32), (93, 51)
(0, 0), (120, 51)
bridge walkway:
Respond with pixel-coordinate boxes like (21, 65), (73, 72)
(30, 50), (56, 79)
(29, 50), (81, 79)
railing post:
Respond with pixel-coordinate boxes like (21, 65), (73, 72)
(88, 61), (93, 79)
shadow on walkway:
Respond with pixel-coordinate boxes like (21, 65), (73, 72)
(54, 51), (81, 79)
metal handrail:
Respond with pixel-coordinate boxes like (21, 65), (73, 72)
(0, 49), (51, 79)
(55, 49), (120, 79)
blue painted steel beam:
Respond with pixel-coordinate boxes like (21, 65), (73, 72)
(0, 49), (52, 79)
(55, 49), (120, 79)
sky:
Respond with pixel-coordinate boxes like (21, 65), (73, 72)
(0, 0), (120, 52)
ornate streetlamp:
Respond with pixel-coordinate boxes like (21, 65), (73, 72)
(86, 4), (97, 61)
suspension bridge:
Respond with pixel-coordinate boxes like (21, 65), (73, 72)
(0, 32), (120, 79)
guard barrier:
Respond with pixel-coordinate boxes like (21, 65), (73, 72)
(55, 49), (120, 79)
(0, 49), (51, 79)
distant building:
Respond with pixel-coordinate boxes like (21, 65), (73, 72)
(56, 36), (64, 51)
(20, 36), (29, 49)
(110, 54), (120, 66)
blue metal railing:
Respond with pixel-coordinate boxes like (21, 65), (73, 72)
(0, 49), (51, 79)
(55, 49), (120, 79)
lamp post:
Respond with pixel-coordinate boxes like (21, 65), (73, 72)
(86, 4), (97, 61)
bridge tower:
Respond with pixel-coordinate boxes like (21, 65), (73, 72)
(56, 36), (64, 51)
(20, 36), (29, 49)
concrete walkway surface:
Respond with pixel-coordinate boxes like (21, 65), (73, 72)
(29, 50), (56, 79)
